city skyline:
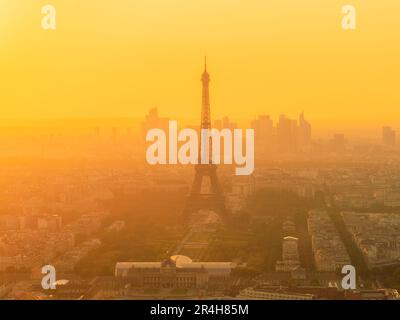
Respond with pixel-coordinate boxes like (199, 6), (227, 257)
(1, 1), (400, 129)
(0, 108), (399, 142)
(2, 1), (400, 303)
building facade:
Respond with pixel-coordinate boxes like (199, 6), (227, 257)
(115, 255), (232, 290)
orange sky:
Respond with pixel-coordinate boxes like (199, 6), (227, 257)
(1, 0), (400, 136)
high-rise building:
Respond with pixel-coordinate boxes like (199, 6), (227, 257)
(382, 126), (396, 146)
(251, 115), (275, 157)
(277, 115), (297, 152)
(331, 134), (346, 153)
(141, 107), (170, 139)
(214, 116), (237, 131)
(298, 112), (312, 147)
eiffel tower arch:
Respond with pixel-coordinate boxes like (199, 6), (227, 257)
(182, 59), (226, 222)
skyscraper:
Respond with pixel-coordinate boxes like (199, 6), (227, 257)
(298, 112), (312, 147)
(214, 116), (237, 131)
(331, 133), (346, 153)
(382, 126), (396, 146)
(277, 114), (297, 153)
(141, 108), (170, 140)
(251, 115), (275, 157)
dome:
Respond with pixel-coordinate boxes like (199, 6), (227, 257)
(170, 255), (193, 267)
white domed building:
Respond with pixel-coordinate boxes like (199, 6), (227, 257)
(115, 255), (232, 290)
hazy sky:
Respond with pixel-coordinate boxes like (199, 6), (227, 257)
(1, 0), (400, 135)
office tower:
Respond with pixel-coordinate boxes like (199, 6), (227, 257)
(277, 114), (297, 152)
(213, 116), (237, 131)
(298, 112), (312, 146)
(141, 107), (170, 139)
(331, 133), (346, 152)
(251, 114), (275, 157)
(382, 126), (396, 146)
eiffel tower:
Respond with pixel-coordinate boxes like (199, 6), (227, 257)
(182, 58), (226, 221)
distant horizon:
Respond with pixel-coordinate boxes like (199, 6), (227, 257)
(0, 114), (397, 141)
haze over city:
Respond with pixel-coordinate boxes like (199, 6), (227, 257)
(1, 1), (400, 138)
(1, 0), (400, 304)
